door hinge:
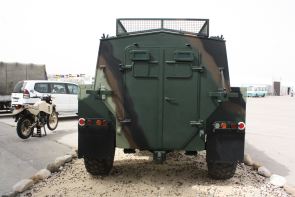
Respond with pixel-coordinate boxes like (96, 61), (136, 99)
(190, 120), (204, 127)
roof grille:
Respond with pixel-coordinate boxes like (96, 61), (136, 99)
(116, 18), (209, 37)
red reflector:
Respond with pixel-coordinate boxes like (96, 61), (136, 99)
(220, 122), (227, 129)
(238, 122), (245, 130)
(78, 118), (85, 126)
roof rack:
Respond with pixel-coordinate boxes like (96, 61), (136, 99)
(116, 18), (209, 37)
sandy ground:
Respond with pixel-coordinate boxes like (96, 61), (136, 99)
(22, 149), (290, 197)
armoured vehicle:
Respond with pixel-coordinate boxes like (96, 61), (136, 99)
(78, 18), (246, 179)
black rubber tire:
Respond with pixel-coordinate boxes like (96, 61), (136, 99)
(207, 162), (237, 180)
(47, 110), (58, 130)
(16, 117), (34, 139)
(84, 156), (114, 176)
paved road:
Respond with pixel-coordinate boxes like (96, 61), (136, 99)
(246, 96), (295, 185)
(0, 116), (77, 194)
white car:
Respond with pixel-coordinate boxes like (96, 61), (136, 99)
(11, 80), (78, 116)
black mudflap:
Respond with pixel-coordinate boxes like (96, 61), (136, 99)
(206, 130), (245, 163)
(78, 125), (115, 159)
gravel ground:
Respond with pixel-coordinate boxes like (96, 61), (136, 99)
(22, 148), (290, 197)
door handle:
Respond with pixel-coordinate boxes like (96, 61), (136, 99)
(164, 97), (177, 102)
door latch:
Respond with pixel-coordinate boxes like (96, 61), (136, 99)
(190, 120), (204, 128)
(119, 63), (133, 72)
(164, 97), (178, 104)
(164, 97), (176, 102)
(192, 66), (205, 72)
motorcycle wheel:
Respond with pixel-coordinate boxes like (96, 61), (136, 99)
(47, 110), (58, 130)
(16, 117), (34, 139)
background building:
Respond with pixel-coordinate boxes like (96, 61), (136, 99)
(48, 74), (94, 85)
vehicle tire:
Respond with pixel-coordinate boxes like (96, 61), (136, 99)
(207, 162), (237, 180)
(16, 117), (34, 139)
(47, 110), (58, 130)
(84, 156), (114, 176)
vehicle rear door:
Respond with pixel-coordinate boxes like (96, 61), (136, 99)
(123, 48), (162, 149)
(123, 47), (201, 149)
(162, 48), (201, 149)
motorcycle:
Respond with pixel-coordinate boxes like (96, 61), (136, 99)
(12, 95), (58, 139)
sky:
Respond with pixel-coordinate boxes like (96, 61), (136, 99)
(1, 0), (295, 87)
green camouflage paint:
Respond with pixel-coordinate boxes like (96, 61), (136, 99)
(78, 19), (246, 160)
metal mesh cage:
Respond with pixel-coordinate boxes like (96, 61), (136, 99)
(116, 18), (209, 37)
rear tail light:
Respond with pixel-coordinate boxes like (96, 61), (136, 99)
(220, 122), (227, 129)
(87, 119), (93, 125)
(230, 123), (238, 129)
(23, 89), (30, 99)
(96, 119), (107, 126)
(213, 121), (245, 130)
(238, 122), (246, 130)
(96, 120), (102, 126)
(214, 122), (227, 129)
(79, 118), (107, 127)
(78, 118), (85, 126)
(214, 122), (220, 129)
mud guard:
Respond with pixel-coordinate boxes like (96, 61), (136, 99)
(78, 124), (115, 159)
(206, 130), (244, 162)
(78, 90), (116, 160)
(206, 87), (246, 163)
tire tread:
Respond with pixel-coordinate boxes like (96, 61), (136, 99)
(84, 157), (114, 176)
(207, 162), (237, 179)
(16, 117), (33, 139)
